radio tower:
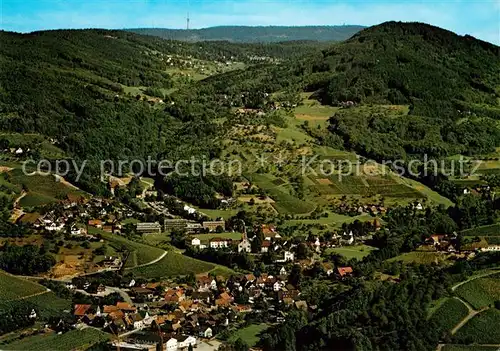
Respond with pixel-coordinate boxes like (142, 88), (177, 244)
(186, 0), (190, 30)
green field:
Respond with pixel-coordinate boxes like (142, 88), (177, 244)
(130, 251), (216, 279)
(325, 245), (377, 260)
(461, 224), (500, 236)
(2, 327), (109, 350)
(89, 229), (165, 268)
(0, 270), (47, 301)
(227, 323), (269, 347)
(428, 298), (469, 333)
(455, 274), (500, 309)
(453, 309), (500, 344)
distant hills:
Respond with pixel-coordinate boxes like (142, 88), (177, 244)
(126, 25), (365, 43)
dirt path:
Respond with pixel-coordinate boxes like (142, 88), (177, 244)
(449, 297), (489, 335)
(9, 191), (27, 222)
(7, 288), (51, 303)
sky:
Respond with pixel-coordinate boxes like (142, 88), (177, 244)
(1, 0), (499, 44)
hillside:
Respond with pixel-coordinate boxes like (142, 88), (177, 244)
(188, 22), (500, 161)
(127, 25), (365, 43)
(0, 29), (325, 193)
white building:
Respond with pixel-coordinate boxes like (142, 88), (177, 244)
(191, 238), (201, 247)
(209, 238), (229, 249)
(165, 338), (178, 351)
(238, 238), (251, 253)
(178, 336), (197, 349)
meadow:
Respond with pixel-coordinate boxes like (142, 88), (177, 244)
(227, 323), (269, 347)
(453, 309), (500, 344)
(2, 327), (109, 351)
(455, 274), (500, 309)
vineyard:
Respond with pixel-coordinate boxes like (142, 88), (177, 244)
(2, 327), (109, 350)
(455, 273), (500, 309)
(453, 309), (500, 344)
(130, 251), (216, 279)
(461, 223), (500, 236)
(0, 270), (46, 301)
(428, 298), (469, 333)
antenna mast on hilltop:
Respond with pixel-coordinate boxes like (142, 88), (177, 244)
(186, 0), (190, 30)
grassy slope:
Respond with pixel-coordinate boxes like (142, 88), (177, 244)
(227, 323), (269, 347)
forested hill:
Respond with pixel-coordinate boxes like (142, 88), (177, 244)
(126, 25), (365, 43)
(184, 21), (500, 161)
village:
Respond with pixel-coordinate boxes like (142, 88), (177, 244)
(8, 175), (500, 351)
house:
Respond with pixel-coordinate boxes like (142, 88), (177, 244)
(178, 335), (197, 349)
(261, 240), (271, 253)
(209, 238), (229, 249)
(284, 251), (294, 262)
(279, 267), (287, 275)
(197, 276), (217, 290)
(88, 219), (102, 228)
(191, 238), (201, 247)
(322, 262), (334, 276)
(136, 222), (162, 234)
(202, 220), (225, 232)
(337, 266), (353, 278)
(73, 304), (92, 317)
(238, 236), (251, 253)
(199, 326), (213, 338)
(165, 337), (178, 351)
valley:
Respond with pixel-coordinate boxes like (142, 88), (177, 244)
(0, 19), (499, 351)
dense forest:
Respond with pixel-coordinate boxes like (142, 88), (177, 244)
(127, 25), (364, 43)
